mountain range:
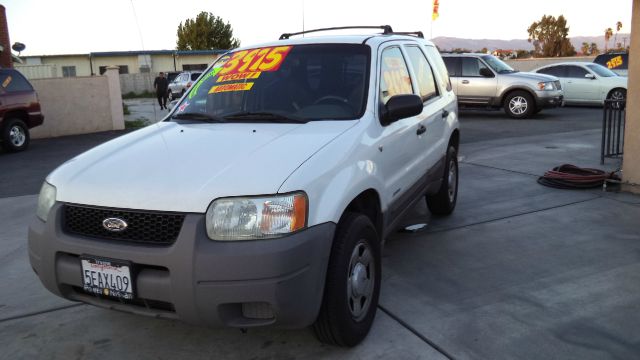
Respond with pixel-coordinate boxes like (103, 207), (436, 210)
(432, 33), (631, 52)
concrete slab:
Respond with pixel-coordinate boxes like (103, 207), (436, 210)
(381, 197), (640, 360)
(0, 305), (446, 360)
(124, 98), (169, 125)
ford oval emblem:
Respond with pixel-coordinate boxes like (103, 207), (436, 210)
(102, 218), (128, 232)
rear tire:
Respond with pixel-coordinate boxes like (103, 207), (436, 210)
(607, 88), (626, 109)
(426, 145), (458, 216)
(1, 118), (30, 152)
(504, 91), (534, 119)
(313, 212), (381, 347)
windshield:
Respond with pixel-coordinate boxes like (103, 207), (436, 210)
(171, 44), (370, 122)
(481, 55), (516, 73)
(586, 64), (618, 77)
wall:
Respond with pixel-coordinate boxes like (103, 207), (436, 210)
(42, 55), (92, 77)
(504, 56), (596, 72)
(120, 73), (156, 94)
(91, 55), (138, 74)
(15, 64), (57, 79)
(175, 54), (220, 70)
(622, 0), (640, 191)
(28, 68), (124, 139)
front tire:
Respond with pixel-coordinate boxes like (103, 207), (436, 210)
(426, 145), (458, 216)
(313, 212), (381, 347)
(504, 91), (534, 119)
(1, 118), (30, 152)
(608, 88), (626, 109)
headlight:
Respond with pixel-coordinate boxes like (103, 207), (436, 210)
(206, 192), (307, 241)
(36, 182), (56, 222)
(538, 81), (555, 91)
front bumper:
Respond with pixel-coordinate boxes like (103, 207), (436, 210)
(535, 90), (564, 109)
(28, 203), (335, 328)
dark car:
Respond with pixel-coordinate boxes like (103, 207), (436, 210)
(594, 52), (628, 76)
(0, 68), (44, 152)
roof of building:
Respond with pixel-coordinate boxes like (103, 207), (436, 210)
(21, 49), (227, 58)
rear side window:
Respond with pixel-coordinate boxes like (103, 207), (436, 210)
(405, 46), (438, 101)
(0, 70), (33, 92)
(461, 58), (490, 77)
(442, 57), (460, 77)
(538, 66), (566, 77)
(190, 73), (201, 81)
(424, 46), (452, 92)
(379, 47), (413, 105)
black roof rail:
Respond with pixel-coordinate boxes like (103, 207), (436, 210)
(279, 25), (393, 40)
(390, 31), (424, 38)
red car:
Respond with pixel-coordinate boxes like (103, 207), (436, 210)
(0, 68), (44, 152)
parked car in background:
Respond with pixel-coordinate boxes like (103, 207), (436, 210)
(441, 53), (563, 118)
(29, 27), (460, 347)
(0, 68), (44, 152)
(534, 62), (627, 105)
(168, 71), (202, 100)
(594, 52), (628, 77)
(165, 71), (181, 84)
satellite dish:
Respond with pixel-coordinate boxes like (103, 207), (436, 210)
(12, 42), (26, 52)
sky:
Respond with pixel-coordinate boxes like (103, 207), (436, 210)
(2, 0), (633, 56)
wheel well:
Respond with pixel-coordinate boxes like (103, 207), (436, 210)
(607, 87), (626, 98)
(501, 88), (536, 109)
(343, 189), (383, 239)
(449, 129), (460, 151)
(1, 110), (29, 128)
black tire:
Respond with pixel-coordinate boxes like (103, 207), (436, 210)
(313, 212), (381, 347)
(426, 145), (458, 216)
(1, 118), (30, 152)
(607, 88), (626, 109)
(503, 90), (534, 119)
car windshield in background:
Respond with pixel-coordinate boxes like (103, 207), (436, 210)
(586, 64), (618, 77)
(481, 55), (516, 73)
(172, 44), (370, 122)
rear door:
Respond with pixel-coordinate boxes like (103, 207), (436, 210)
(457, 57), (498, 104)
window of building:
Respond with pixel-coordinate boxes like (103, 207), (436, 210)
(182, 64), (208, 71)
(405, 46), (438, 102)
(62, 66), (76, 77)
(98, 65), (129, 75)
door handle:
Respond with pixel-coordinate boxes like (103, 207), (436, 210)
(461, 80), (470, 84)
(416, 124), (426, 135)
(442, 110), (449, 118)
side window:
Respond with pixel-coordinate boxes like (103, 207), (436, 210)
(567, 66), (588, 78)
(379, 47), (413, 105)
(0, 70), (33, 92)
(539, 66), (566, 77)
(442, 57), (459, 77)
(461, 58), (490, 77)
(405, 46), (438, 101)
(190, 73), (201, 81)
(424, 46), (452, 92)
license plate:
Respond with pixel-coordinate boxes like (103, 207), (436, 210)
(80, 256), (134, 300)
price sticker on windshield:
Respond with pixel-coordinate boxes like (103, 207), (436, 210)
(218, 46), (293, 76)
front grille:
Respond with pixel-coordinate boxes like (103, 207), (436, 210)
(63, 204), (185, 245)
(554, 80), (562, 90)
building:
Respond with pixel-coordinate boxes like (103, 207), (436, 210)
(18, 49), (225, 78)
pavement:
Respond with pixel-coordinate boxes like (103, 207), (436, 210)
(123, 98), (170, 125)
(2, 107), (640, 359)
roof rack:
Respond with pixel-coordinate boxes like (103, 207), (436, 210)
(279, 25), (394, 40)
(392, 31), (424, 38)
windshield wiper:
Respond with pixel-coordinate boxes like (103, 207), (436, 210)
(171, 112), (226, 123)
(223, 111), (308, 123)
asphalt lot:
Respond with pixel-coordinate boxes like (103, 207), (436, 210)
(2, 106), (640, 359)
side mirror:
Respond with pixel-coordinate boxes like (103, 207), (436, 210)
(585, 73), (596, 80)
(480, 68), (495, 78)
(380, 94), (423, 125)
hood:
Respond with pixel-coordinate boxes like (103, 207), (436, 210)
(49, 120), (356, 213)
(505, 71), (558, 82)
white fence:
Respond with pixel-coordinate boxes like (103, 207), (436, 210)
(15, 64), (57, 79)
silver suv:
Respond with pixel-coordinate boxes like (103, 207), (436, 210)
(442, 54), (563, 118)
(168, 71), (202, 100)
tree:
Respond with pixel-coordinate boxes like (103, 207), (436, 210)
(604, 27), (613, 52)
(581, 42), (590, 55)
(614, 21), (623, 49)
(527, 15), (576, 57)
(176, 12), (240, 51)
(589, 42), (600, 55)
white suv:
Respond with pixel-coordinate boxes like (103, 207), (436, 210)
(168, 71), (202, 100)
(29, 26), (459, 347)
